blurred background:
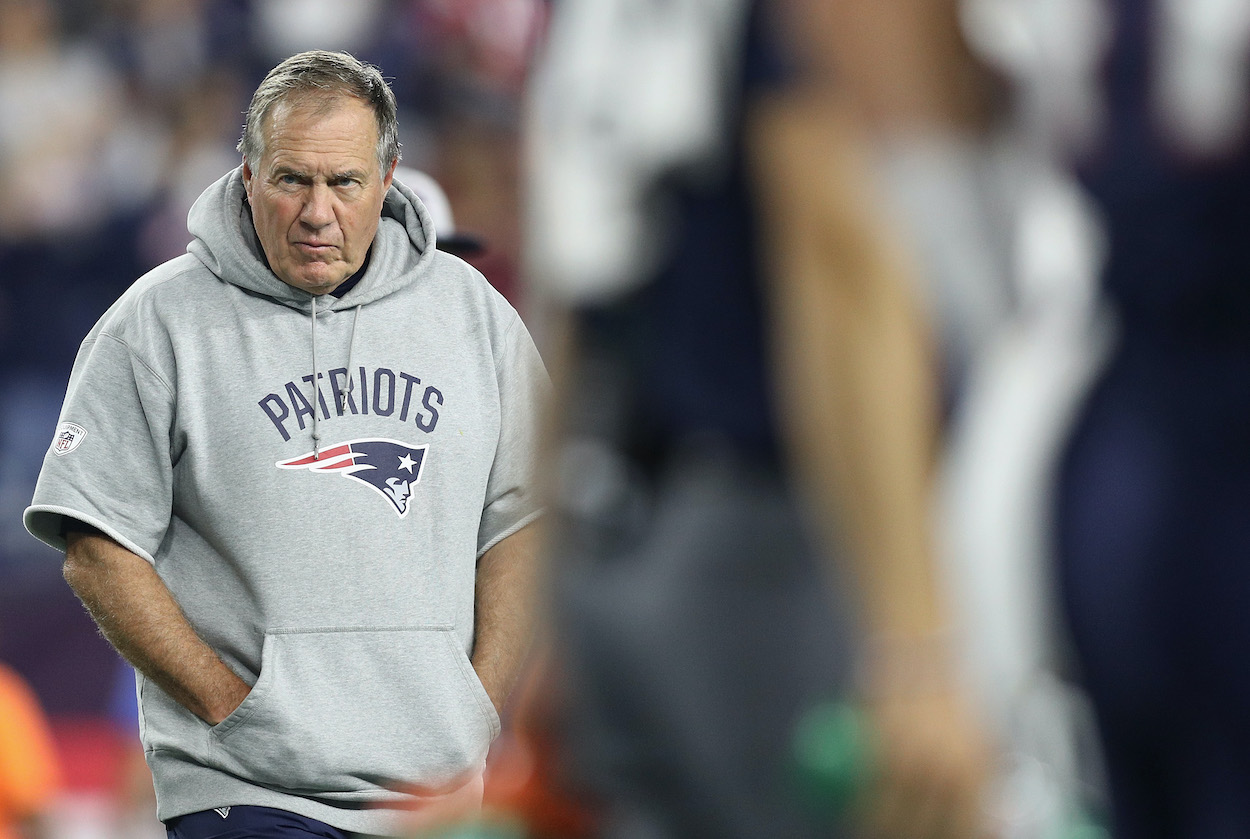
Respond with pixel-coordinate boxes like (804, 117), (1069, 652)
(0, 1), (546, 835)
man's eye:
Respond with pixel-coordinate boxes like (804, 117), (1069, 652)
(278, 174), (300, 185)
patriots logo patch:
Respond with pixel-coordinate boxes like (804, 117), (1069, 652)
(276, 438), (428, 517)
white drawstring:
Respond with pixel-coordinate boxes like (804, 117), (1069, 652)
(309, 295), (322, 459)
(341, 305), (362, 413)
(310, 299), (364, 456)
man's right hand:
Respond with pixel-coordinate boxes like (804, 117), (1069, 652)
(63, 527), (251, 725)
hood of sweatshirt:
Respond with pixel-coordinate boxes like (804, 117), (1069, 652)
(186, 167), (443, 458)
(186, 166), (438, 313)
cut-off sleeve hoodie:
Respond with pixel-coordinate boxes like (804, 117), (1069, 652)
(23, 167), (549, 834)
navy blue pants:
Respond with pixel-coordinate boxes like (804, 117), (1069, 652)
(1055, 340), (1250, 839)
(166, 806), (361, 839)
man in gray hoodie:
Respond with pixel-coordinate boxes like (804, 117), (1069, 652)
(24, 50), (547, 837)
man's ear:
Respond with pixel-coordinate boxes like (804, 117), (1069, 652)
(382, 159), (398, 191)
(241, 158), (254, 196)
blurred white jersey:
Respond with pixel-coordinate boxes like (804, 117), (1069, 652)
(524, 0), (749, 305)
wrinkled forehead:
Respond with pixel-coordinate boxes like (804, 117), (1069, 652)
(259, 92), (380, 162)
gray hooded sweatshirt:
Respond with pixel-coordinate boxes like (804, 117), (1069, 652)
(24, 168), (547, 834)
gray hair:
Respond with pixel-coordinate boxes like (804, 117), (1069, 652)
(238, 50), (401, 175)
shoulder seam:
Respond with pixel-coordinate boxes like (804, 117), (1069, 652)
(96, 332), (176, 399)
(491, 312), (525, 380)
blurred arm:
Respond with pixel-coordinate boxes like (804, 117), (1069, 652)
(759, 0), (993, 678)
(749, 94), (948, 650)
(747, 3), (997, 837)
(62, 530), (250, 725)
(749, 87), (990, 839)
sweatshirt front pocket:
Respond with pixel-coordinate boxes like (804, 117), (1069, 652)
(208, 627), (497, 795)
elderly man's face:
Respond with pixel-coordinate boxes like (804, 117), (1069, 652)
(243, 95), (395, 295)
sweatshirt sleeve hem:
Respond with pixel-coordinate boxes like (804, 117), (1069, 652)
(475, 508), (543, 560)
(23, 504), (158, 564)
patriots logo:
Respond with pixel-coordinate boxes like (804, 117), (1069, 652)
(276, 438), (428, 517)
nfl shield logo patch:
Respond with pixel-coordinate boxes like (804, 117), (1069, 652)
(53, 422), (87, 456)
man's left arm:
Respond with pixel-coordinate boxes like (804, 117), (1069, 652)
(472, 522), (541, 715)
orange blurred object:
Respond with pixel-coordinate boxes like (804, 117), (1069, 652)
(479, 657), (599, 839)
(0, 663), (61, 839)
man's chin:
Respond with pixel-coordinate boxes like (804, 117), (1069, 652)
(281, 267), (351, 295)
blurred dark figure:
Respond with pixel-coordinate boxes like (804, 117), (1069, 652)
(1051, 1), (1250, 837)
(524, 1), (997, 837)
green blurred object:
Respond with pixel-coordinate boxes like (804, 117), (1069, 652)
(789, 701), (876, 822)
(419, 816), (528, 839)
(1053, 812), (1112, 839)
(793, 703), (1114, 839)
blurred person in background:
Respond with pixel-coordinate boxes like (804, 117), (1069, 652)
(0, 0), (138, 381)
(0, 657), (60, 839)
(401, 0), (549, 305)
(523, 1), (997, 837)
(394, 165), (487, 260)
(23, 49), (547, 838)
(872, 0), (1118, 835)
(1038, 0), (1250, 836)
(0, 0), (122, 241)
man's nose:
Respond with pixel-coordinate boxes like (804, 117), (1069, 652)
(300, 183), (335, 228)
